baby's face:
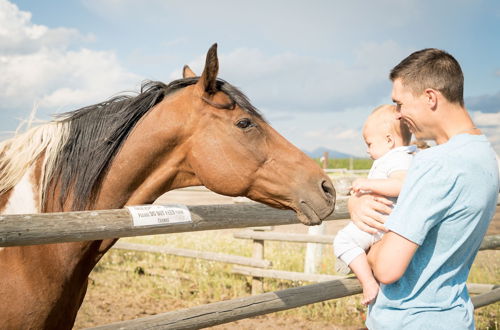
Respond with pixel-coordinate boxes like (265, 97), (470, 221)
(363, 124), (393, 160)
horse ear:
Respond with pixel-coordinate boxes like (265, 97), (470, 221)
(183, 65), (196, 78)
(196, 43), (219, 94)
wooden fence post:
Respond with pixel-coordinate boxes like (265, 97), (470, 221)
(322, 151), (329, 169)
(304, 222), (326, 274)
(250, 226), (272, 295)
(252, 238), (264, 294)
(305, 177), (356, 274)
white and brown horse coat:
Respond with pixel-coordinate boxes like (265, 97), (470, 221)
(0, 44), (335, 329)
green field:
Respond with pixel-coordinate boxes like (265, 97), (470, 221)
(313, 157), (373, 170)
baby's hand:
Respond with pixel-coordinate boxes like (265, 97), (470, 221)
(351, 178), (369, 194)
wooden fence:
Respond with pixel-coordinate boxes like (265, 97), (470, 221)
(111, 229), (498, 294)
(0, 200), (349, 247)
(89, 280), (500, 330)
(0, 196), (498, 329)
(93, 226), (500, 329)
(232, 227), (499, 293)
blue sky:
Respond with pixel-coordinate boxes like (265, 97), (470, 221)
(1, 0), (499, 156)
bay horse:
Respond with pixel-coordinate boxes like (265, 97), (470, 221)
(0, 44), (335, 329)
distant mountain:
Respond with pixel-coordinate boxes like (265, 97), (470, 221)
(303, 147), (356, 159)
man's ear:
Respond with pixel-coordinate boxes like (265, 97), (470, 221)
(424, 88), (439, 110)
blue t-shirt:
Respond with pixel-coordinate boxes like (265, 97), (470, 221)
(367, 134), (499, 330)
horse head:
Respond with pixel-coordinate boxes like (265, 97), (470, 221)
(146, 44), (336, 225)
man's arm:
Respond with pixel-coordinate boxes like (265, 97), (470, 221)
(367, 231), (418, 284)
(348, 183), (418, 283)
(352, 170), (407, 197)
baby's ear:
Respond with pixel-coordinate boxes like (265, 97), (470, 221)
(386, 134), (395, 145)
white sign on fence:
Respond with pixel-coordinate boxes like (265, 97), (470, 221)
(126, 204), (192, 227)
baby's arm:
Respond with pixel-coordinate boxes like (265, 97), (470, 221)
(352, 170), (406, 197)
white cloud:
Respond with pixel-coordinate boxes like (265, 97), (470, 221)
(335, 129), (361, 140)
(82, 0), (422, 49)
(466, 90), (500, 113)
(3, 0), (497, 158)
(473, 111), (500, 127)
(264, 106), (373, 157)
(471, 111), (500, 154)
(177, 42), (408, 113)
(0, 0), (91, 54)
(305, 128), (360, 141)
(0, 0), (140, 127)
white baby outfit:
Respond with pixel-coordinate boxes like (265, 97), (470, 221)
(333, 145), (416, 273)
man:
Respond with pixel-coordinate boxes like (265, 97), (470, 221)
(348, 48), (499, 329)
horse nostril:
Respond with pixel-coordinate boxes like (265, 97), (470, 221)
(321, 179), (336, 201)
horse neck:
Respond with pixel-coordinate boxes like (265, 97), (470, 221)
(94, 102), (201, 210)
(32, 99), (200, 273)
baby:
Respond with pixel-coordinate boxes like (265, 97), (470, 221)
(333, 104), (415, 305)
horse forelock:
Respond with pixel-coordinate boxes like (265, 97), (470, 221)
(217, 79), (266, 122)
(170, 77), (266, 122)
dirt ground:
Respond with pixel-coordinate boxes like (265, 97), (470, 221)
(74, 186), (499, 329)
(76, 281), (363, 330)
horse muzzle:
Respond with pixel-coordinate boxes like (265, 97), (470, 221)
(295, 178), (336, 225)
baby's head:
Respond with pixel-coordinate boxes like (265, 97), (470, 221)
(363, 105), (411, 160)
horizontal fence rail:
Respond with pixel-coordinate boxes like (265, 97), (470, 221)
(88, 277), (363, 330)
(2, 195), (498, 248)
(0, 198), (349, 247)
(235, 230), (336, 244)
(87, 277), (498, 330)
(472, 287), (500, 309)
(1, 199), (498, 251)
(234, 230), (500, 251)
(478, 234), (500, 250)
(231, 265), (498, 295)
(113, 241), (273, 268)
(233, 265), (345, 282)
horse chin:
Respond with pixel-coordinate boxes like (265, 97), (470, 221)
(296, 201), (323, 226)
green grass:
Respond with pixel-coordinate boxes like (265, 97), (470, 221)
(313, 157), (373, 170)
(77, 231), (499, 329)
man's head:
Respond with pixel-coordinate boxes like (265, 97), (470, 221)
(390, 48), (464, 106)
(390, 49), (465, 141)
(362, 105), (411, 160)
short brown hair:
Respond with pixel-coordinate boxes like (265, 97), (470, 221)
(390, 48), (464, 106)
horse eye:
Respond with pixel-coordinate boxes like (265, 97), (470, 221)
(236, 118), (253, 129)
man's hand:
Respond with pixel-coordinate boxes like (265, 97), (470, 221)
(348, 193), (393, 234)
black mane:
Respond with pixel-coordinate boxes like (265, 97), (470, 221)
(48, 77), (264, 211)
